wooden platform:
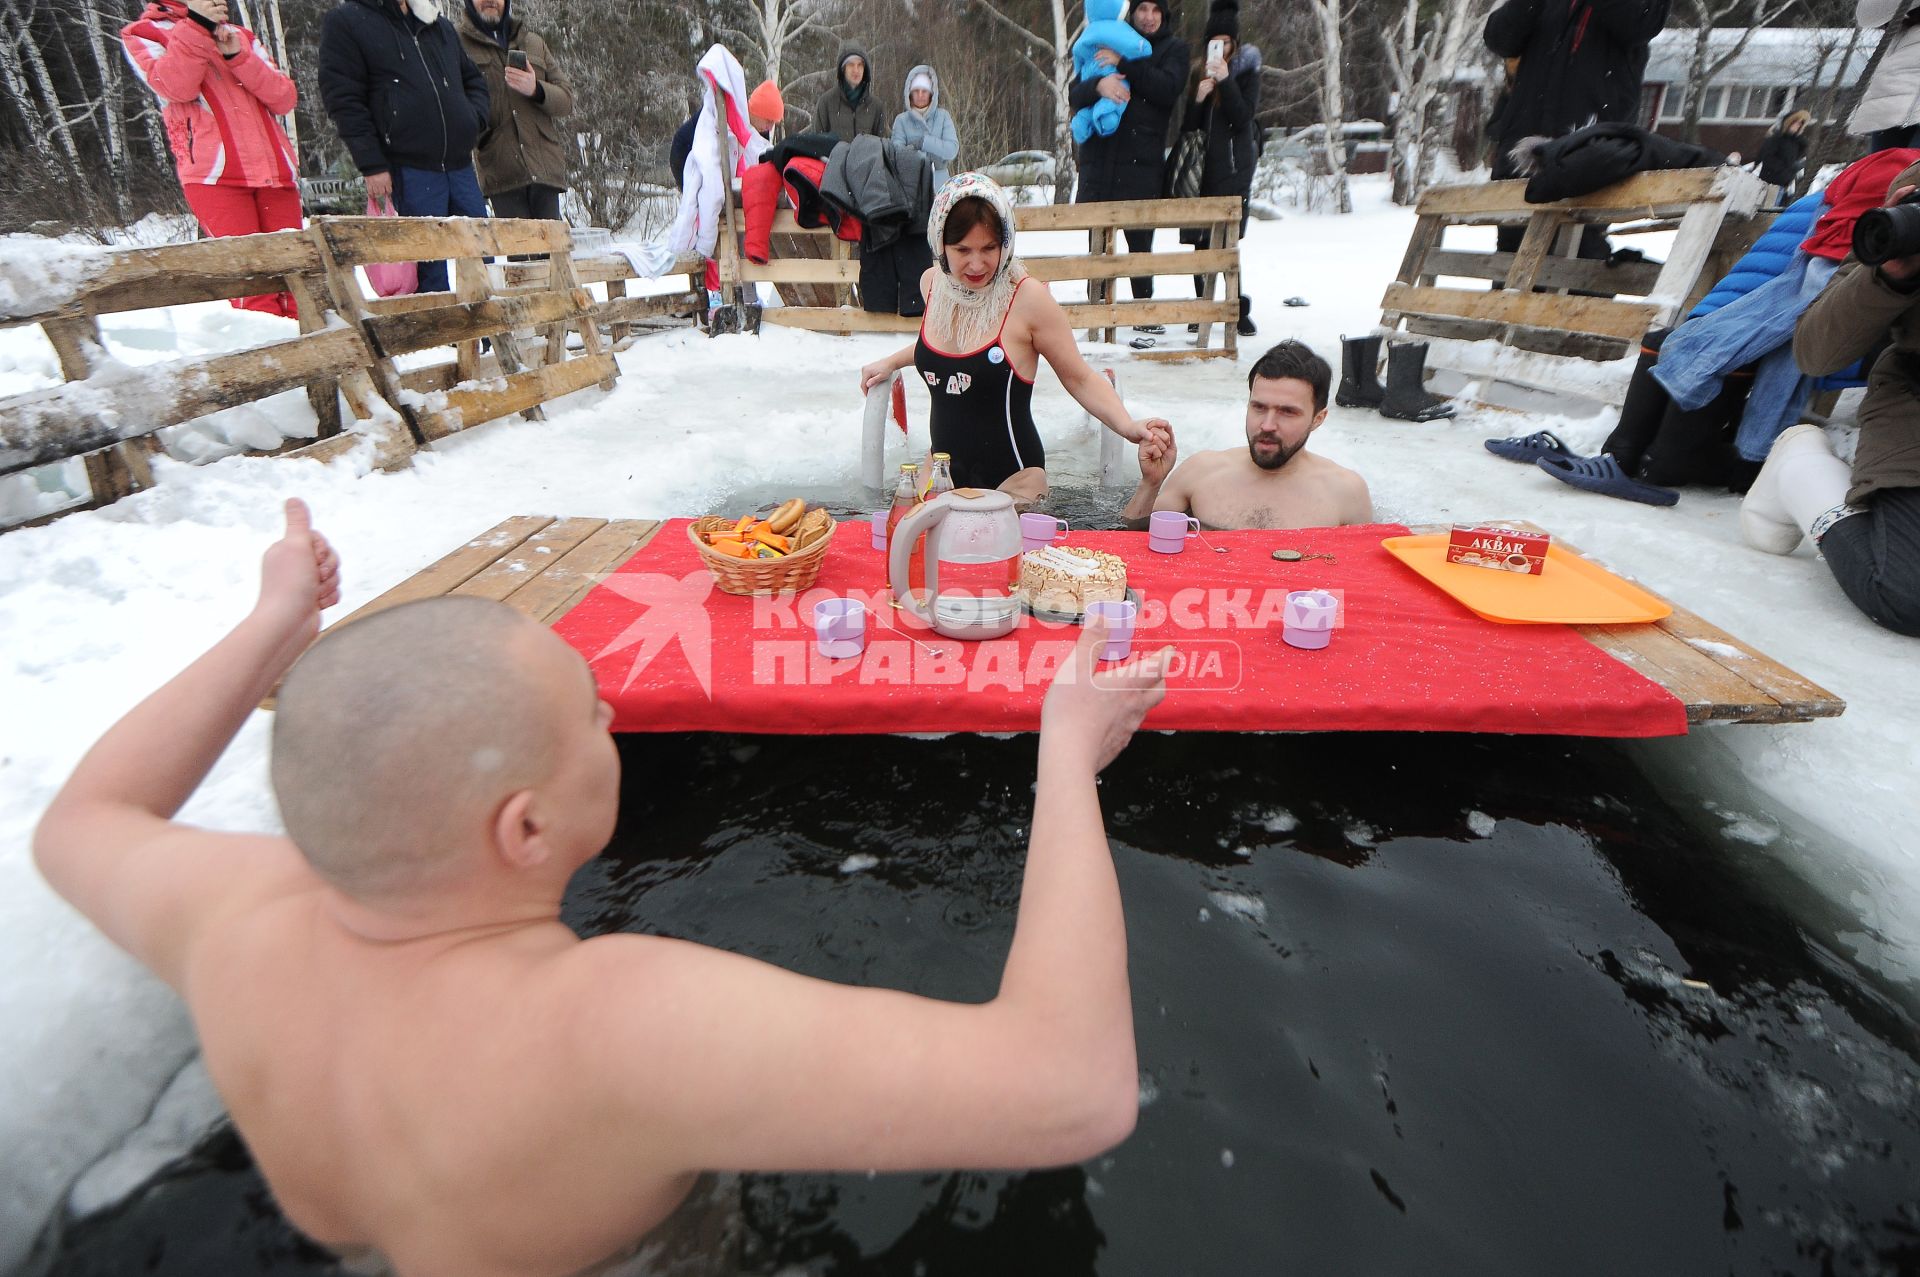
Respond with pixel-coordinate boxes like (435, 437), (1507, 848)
(319, 516), (1842, 728)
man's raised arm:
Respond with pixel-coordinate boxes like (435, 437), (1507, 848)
(33, 500), (339, 986)
(576, 620), (1170, 1175)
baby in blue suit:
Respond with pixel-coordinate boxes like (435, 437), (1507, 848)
(1071, 0), (1153, 144)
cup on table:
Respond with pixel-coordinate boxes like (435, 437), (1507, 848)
(1086, 598), (1136, 662)
(1148, 511), (1201, 554)
(870, 510), (889, 551)
(1020, 512), (1070, 552)
(813, 597), (866, 659)
(1282, 589), (1338, 651)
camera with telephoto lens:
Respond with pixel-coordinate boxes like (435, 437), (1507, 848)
(1851, 189), (1920, 266)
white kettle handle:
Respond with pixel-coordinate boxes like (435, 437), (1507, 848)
(888, 494), (950, 623)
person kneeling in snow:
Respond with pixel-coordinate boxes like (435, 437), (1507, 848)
(1123, 339), (1373, 530)
(33, 500), (1170, 1276)
(1742, 165), (1920, 637)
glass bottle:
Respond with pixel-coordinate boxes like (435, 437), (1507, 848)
(908, 455), (955, 604)
(886, 463), (919, 605)
(927, 452), (956, 499)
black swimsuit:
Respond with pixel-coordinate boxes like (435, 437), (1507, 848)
(913, 278), (1043, 490)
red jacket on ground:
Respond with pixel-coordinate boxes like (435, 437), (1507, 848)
(121, 1), (298, 189)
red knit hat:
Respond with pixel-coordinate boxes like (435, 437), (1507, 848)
(748, 80), (784, 123)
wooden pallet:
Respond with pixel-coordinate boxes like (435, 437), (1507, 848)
(312, 516), (1841, 728)
(1378, 167), (1770, 409)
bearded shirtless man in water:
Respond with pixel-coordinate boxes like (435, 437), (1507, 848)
(34, 500), (1170, 1277)
(1123, 339), (1373, 531)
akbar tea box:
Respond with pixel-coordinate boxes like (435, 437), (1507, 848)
(1445, 524), (1550, 575)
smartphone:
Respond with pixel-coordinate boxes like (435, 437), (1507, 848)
(507, 50), (529, 71)
(1208, 38), (1225, 63)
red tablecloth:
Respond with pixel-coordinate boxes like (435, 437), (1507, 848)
(552, 520), (1688, 737)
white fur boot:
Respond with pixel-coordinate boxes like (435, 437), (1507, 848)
(1740, 425), (1851, 554)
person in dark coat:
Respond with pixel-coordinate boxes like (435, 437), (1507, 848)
(318, 0), (490, 293)
(812, 44), (886, 142)
(1181, 0), (1260, 336)
(1070, 0), (1187, 324)
(1482, 0), (1669, 262)
(1753, 109), (1811, 193)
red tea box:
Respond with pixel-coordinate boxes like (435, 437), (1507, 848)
(1446, 524), (1550, 575)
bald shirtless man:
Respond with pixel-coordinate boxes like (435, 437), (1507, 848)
(33, 500), (1171, 1277)
(1123, 339), (1373, 531)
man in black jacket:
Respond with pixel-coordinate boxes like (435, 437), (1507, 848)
(1182, 0), (1260, 336)
(319, 0), (491, 292)
(1483, 0), (1669, 263)
(1070, 0), (1186, 326)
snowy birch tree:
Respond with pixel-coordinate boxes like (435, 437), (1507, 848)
(1674, 0), (1802, 144)
(1383, 0), (1492, 204)
(1308, 0), (1352, 213)
(970, 0), (1085, 202)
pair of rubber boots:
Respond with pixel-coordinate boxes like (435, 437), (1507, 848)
(1335, 334), (1454, 422)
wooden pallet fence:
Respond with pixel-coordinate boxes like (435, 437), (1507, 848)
(0, 215), (657, 532)
(717, 196), (1244, 360)
(499, 252), (706, 348)
(1377, 166), (1768, 409)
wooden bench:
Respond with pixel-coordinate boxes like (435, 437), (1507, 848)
(322, 515), (1842, 728)
(1379, 167), (1770, 410)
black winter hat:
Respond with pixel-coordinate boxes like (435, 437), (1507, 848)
(1204, 0), (1239, 41)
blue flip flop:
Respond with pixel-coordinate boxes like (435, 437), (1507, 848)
(1535, 454), (1679, 507)
(1484, 430), (1575, 463)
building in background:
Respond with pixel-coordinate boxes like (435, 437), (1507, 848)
(1640, 28), (1879, 158)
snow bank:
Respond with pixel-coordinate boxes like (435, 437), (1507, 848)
(0, 177), (1915, 1266)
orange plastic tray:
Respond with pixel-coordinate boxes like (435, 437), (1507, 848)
(1380, 534), (1673, 625)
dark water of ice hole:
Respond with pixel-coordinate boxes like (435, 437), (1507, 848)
(30, 730), (1920, 1277)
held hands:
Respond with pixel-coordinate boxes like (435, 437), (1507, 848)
(256, 498), (340, 648)
(1093, 48), (1121, 68)
(186, 0), (229, 24)
(1041, 617), (1171, 774)
(504, 64), (538, 96)
(1195, 77), (1215, 102)
(214, 25), (243, 55)
(365, 170), (394, 202)
(1136, 420), (1177, 484)
(1207, 57), (1228, 81)
(1098, 75), (1130, 105)
(860, 358), (898, 395)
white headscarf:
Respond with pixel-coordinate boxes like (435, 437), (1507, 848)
(924, 173), (1030, 353)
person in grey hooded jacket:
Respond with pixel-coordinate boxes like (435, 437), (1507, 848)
(891, 64), (959, 190)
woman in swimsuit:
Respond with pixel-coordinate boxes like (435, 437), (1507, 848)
(859, 172), (1169, 501)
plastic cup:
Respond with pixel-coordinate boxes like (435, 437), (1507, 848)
(813, 597), (867, 659)
(1087, 598), (1136, 661)
(1020, 512), (1069, 553)
(1148, 510), (1201, 554)
(870, 510), (889, 551)
(1282, 589), (1338, 651)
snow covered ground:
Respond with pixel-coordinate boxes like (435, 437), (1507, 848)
(1, 176), (1916, 1266)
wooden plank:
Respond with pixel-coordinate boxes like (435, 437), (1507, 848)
(1009, 196), (1243, 233)
(597, 291), (702, 327)
(1129, 346), (1235, 362)
(1415, 169), (1730, 219)
(451, 517), (608, 600)
(0, 325), (373, 476)
(738, 258), (862, 284)
(548, 249), (614, 391)
(761, 308), (921, 333)
(366, 288), (590, 356)
(316, 216), (572, 266)
(499, 519), (665, 622)
(1380, 284), (1656, 341)
(1423, 249), (1662, 295)
(1, 230), (321, 326)
(362, 291), (459, 316)
(400, 361), (460, 397)
(1061, 298), (1240, 328)
(1023, 249), (1238, 284)
(435, 351), (616, 434)
(1576, 623), (1785, 722)
(1501, 211), (1560, 294)
(327, 516), (555, 631)
(1646, 199), (1729, 331)
(307, 224), (431, 447)
(1654, 605), (1844, 719)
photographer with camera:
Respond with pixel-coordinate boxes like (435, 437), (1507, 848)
(457, 0), (573, 222)
(1741, 163), (1920, 637)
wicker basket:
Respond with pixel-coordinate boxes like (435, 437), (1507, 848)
(689, 512), (837, 595)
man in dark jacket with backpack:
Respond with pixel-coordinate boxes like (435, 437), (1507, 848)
(318, 0), (491, 292)
(1070, 0), (1186, 326)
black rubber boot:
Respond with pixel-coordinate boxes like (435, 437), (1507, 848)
(1334, 334), (1385, 410)
(1378, 341), (1456, 421)
(1601, 329), (1671, 476)
(1237, 294), (1257, 337)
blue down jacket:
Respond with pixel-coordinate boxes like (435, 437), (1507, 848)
(1689, 189), (1824, 319)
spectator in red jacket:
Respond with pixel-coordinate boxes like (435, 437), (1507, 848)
(122, 0), (302, 318)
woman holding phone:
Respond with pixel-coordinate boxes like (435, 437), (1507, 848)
(121, 0), (302, 317)
(1183, 0), (1261, 337)
(457, 0), (576, 221)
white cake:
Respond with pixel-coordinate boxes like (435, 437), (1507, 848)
(1019, 546), (1128, 614)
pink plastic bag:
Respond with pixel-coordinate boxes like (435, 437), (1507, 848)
(363, 196), (417, 298)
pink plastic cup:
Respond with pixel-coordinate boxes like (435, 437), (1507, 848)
(1020, 512), (1069, 552)
(870, 510), (889, 551)
(813, 597), (867, 659)
(1148, 510), (1201, 554)
(1086, 598), (1136, 661)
